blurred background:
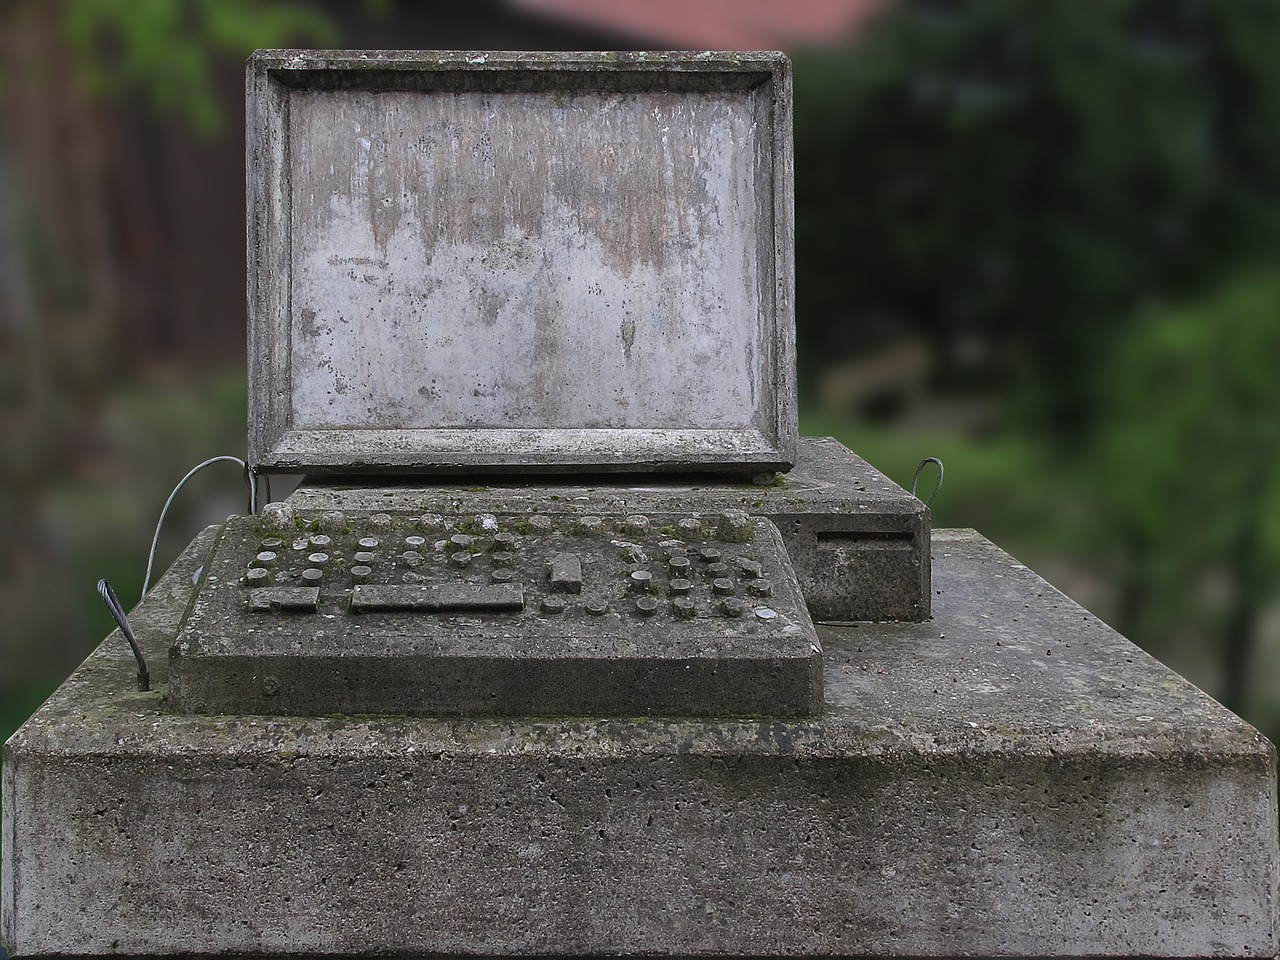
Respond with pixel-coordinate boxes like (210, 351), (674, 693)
(3, 0), (1279, 750)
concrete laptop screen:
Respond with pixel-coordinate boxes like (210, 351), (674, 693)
(248, 51), (797, 474)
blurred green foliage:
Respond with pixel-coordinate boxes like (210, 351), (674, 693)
(66, 372), (252, 631)
(60, 0), (337, 132)
(1089, 273), (1280, 713)
(794, 0), (1280, 436)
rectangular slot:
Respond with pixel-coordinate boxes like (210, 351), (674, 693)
(816, 530), (915, 544)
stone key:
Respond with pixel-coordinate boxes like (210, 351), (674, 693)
(350, 583), (525, 613)
(249, 586), (321, 613)
(549, 552), (583, 594)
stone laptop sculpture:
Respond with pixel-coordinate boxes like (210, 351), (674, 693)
(2, 51), (1276, 959)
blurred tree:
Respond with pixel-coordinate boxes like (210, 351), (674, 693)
(0, 0), (335, 706)
(794, 0), (1280, 437)
(1088, 273), (1280, 714)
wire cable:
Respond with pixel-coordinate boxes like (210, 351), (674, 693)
(141, 455), (253, 598)
(97, 579), (150, 691)
(911, 456), (944, 506)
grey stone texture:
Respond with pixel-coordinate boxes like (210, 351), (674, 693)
(5, 527), (1276, 957)
(169, 512), (822, 718)
(290, 436), (932, 622)
(248, 50), (798, 475)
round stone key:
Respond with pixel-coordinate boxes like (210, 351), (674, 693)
(673, 597), (697, 619)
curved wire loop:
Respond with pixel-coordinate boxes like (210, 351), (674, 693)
(911, 456), (944, 507)
(141, 456), (256, 597)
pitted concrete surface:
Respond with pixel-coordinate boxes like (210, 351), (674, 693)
(4, 529), (1276, 957)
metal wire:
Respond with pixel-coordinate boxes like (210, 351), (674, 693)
(911, 456), (945, 506)
(97, 579), (150, 691)
(141, 456), (253, 598)
(243, 462), (258, 515)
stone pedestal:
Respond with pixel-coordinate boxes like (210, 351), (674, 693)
(5, 528), (1275, 958)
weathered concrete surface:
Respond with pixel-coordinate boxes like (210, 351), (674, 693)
(290, 436), (932, 622)
(169, 513), (822, 717)
(4, 528), (1276, 957)
(248, 50), (797, 475)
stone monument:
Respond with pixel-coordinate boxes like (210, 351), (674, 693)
(3, 50), (1276, 958)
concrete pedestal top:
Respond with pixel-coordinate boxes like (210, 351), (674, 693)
(4, 528), (1276, 957)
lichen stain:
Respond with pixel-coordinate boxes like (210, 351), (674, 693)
(620, 316), (637, 361)
(298, 309), (333, 341)
(328, 255), (389, 269)
(476, 289), (502, 327)
(300, 308), (320, 338)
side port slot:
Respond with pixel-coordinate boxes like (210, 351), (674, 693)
(815, 530), (915, 549)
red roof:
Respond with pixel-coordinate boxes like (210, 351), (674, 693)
(508, 0), (884, 51)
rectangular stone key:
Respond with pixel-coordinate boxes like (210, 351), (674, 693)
(248, 586), (321, 612)
(548, 553), (583, 594)
(350, 583), (525, 613)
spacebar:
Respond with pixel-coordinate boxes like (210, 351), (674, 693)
(350, 583), (525, 613)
